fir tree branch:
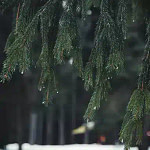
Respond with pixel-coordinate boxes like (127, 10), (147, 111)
(84, 0), (125, 121)
(120, 19), (150, 149)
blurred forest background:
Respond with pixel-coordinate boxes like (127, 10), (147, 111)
(0, 5), (150, 150)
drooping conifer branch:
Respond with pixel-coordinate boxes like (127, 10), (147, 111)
(1, 1), (150, 149)
(54, 0), (83, 76)
(117, 0), (129, 40)
(84, 0), (125, 121)
(120, 19), (150, 150)
(0, 0), (83, 105)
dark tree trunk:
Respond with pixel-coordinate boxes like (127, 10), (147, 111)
(17, 106), (22, 150)
(46, 108), (54, 144)
(42, 110), (47, 145)
(36, 112), (43, 144)
(59, 96), (65, 145)
(29, 113), (37, 144)
(84, 127), (89, 144)
(71, 74), (76, 144)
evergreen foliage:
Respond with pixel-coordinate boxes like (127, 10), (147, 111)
(84, 0), (125, 120)
(119, 19), (150, 149)
(0, 0), (150, 149)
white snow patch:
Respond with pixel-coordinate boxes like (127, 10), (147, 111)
(6, 143), (19, 150)
(6, 143), (139, 150)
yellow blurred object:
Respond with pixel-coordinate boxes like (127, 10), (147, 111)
(72, 121), (95, 135)
(72, 126), (86, 135)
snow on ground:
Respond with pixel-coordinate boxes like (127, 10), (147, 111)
(6, 143), (139, 150)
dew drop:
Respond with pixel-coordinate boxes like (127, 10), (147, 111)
(57, 91), (59, 94)
(69, 58), (73, 65)
(21, 71), (24, 74)
(62, 1), (67, 8)
(87, 10), (92, 15)
(76, 6), (80, 12)
(3, 64), (7, 68)
(94, 107), (97, 110)
(107, 23), (110, 27)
